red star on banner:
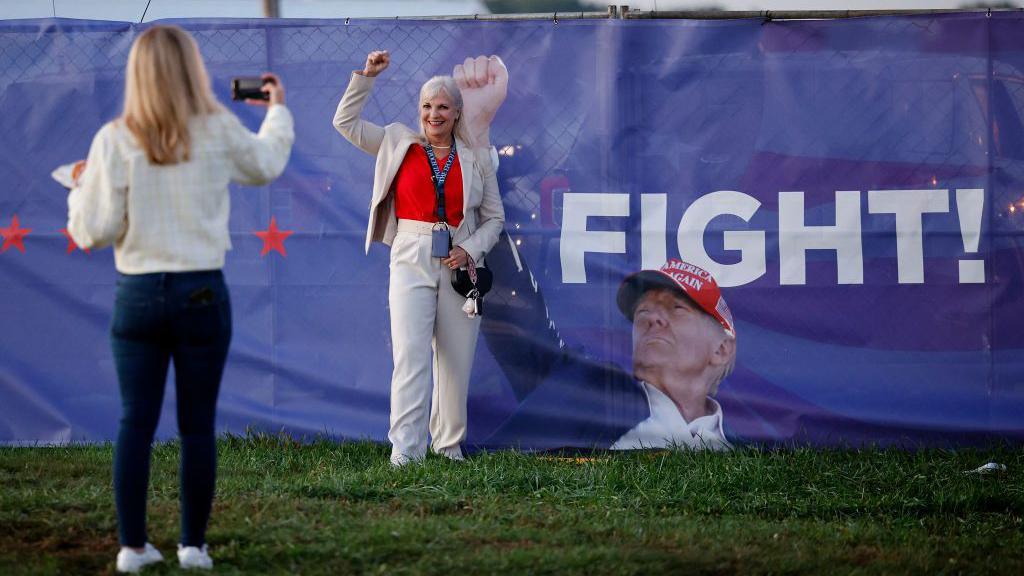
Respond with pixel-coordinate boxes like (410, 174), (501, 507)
(60, 228), (90, 254)
(1, 215), (32, 253)
(253, 216), (293, 257)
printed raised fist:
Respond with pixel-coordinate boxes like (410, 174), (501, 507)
(453, 55), (508, 147)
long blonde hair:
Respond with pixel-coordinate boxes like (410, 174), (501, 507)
(122, 25), (222, 165)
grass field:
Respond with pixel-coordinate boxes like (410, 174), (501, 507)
(1, 436), (1022, 575)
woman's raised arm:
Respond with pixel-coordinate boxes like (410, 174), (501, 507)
(332, 50), (391, 156)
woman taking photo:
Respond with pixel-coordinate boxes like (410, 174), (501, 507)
(67, 25), (294, 572)
(333, 50), (505, 466)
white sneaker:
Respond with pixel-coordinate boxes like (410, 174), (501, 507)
(116, 542), (163, 573)
(177, 544), (213, 570)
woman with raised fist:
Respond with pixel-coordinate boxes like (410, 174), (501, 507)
(333, 50), (507, 466)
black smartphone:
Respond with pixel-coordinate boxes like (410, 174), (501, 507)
(231, 76), (273, 101)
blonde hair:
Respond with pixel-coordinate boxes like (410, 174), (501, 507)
(418, 75), (470, 143)
(122, 25), (222, 165)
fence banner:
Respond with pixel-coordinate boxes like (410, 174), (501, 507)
(1, 14), (1022, 447)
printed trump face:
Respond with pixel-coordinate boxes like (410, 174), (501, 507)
(631, 288), (729, 390)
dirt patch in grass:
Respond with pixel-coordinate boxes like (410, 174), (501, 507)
(1, 527), (119, 575)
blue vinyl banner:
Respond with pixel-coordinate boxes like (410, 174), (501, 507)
(1, 14), (1022, 447)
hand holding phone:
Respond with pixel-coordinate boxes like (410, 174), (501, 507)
(231, 73), (285, 106)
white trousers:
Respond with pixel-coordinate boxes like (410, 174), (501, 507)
(387, 221), (480, 461)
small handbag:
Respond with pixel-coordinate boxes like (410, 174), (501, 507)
(451, 263), (493, 297)
(452, 258), (492, 317)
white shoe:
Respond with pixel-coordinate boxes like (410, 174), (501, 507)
(177, 544), (213, 570)
(116, 542), (163, 573)
(436, 446), (464, 461)
(390, 453), (413, 467)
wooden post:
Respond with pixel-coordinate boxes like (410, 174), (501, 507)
(263, 0), (280, 18)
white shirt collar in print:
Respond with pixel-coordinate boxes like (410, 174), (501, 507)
(611, 382), (731, 451)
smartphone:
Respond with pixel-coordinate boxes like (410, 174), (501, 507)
(231, 77), (273, 101)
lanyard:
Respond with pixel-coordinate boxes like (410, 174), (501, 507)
(423, 141), (457, 223)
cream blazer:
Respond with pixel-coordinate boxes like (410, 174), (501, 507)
(332, 72), (505, 264)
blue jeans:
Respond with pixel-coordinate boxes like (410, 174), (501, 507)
(110, 270), (231, 548)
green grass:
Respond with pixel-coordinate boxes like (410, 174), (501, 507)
(1, 436), (1022, 575)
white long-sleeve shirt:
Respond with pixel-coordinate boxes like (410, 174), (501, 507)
(67, 104), (294, 274)
(612, 382), (732, 451)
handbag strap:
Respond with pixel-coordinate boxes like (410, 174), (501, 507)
(466, 254), (477, 285)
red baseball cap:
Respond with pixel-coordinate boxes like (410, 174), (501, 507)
(616, 259), (735, 337)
